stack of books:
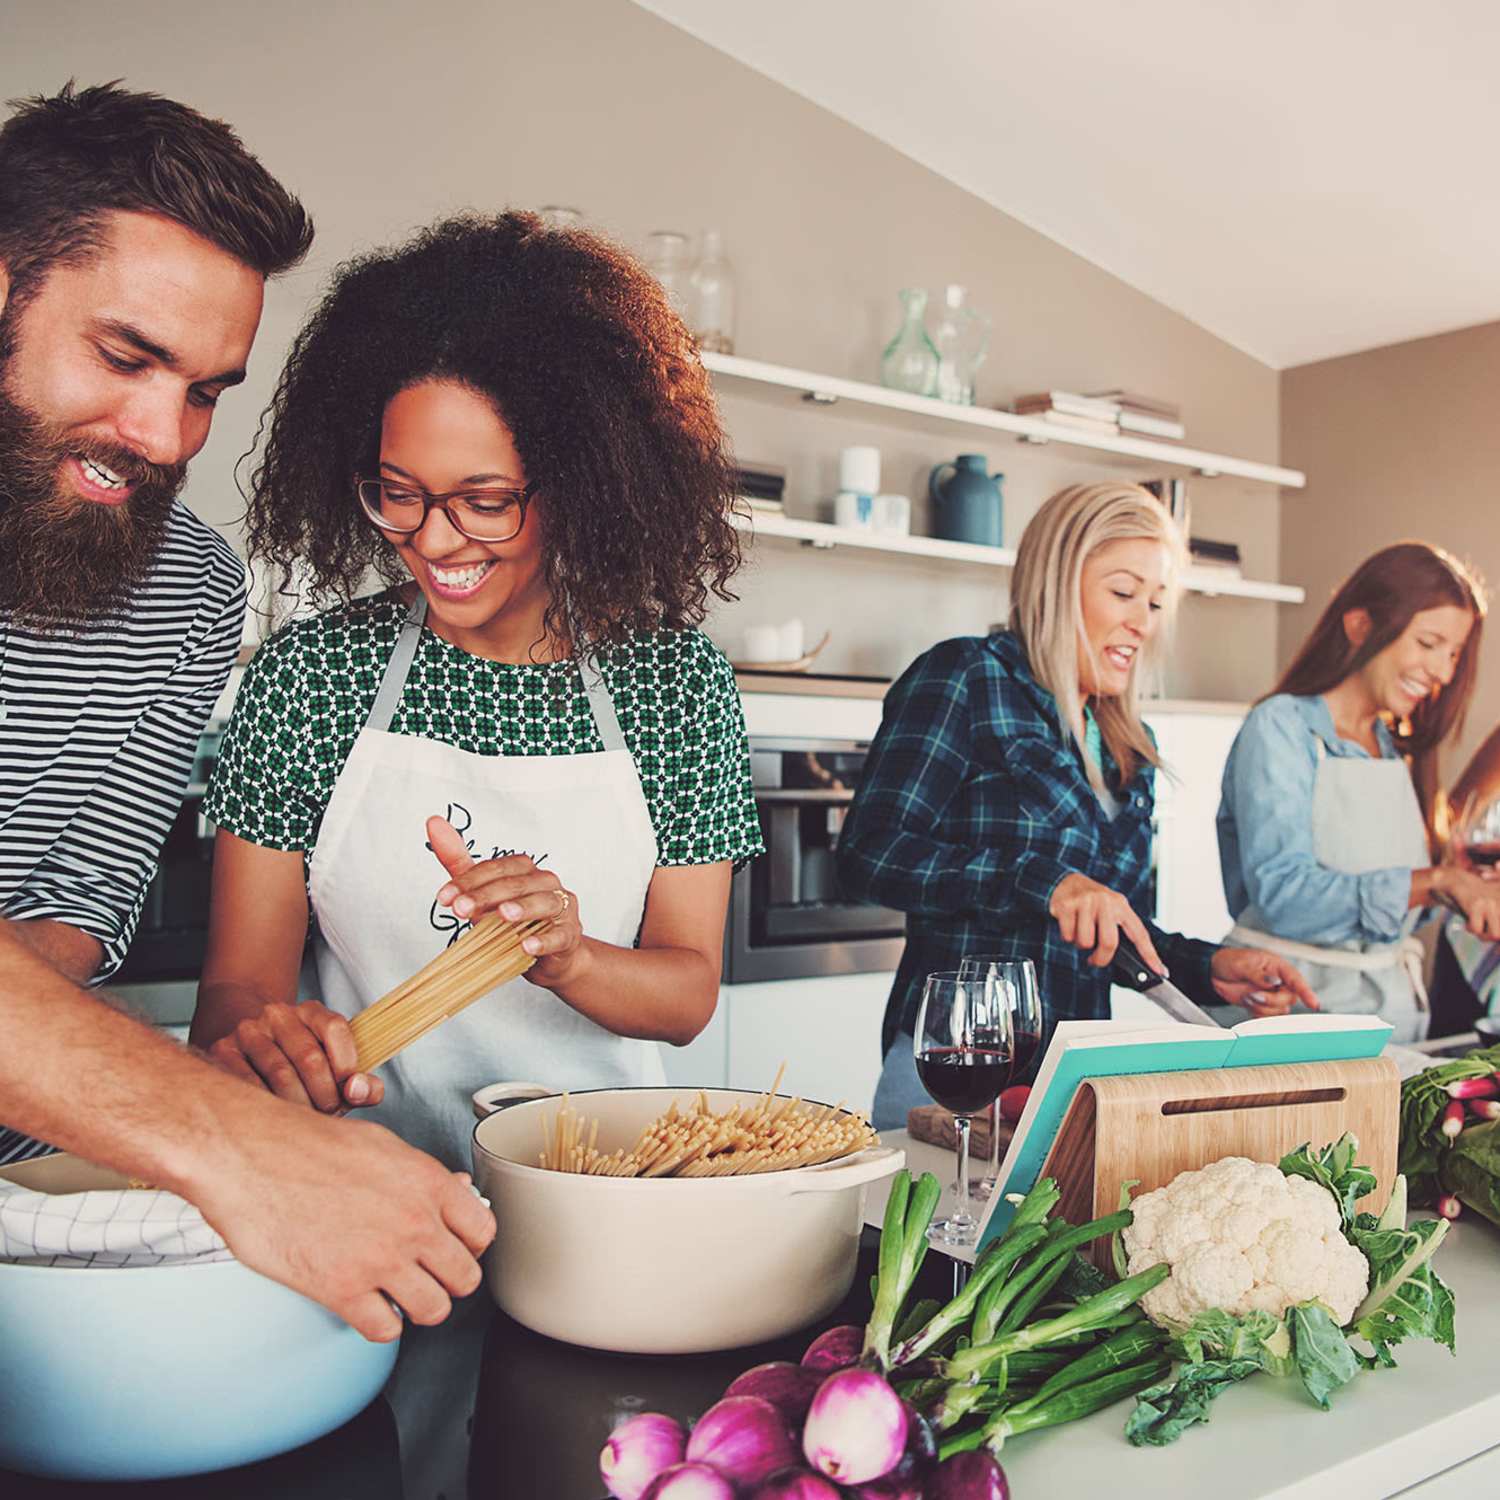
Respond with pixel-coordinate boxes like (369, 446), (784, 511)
(1010, 391), (1121, 434)
(1086, 389), (1186, 441)
(734, 460), (786, 514)
(1188, 537), (1242, 577)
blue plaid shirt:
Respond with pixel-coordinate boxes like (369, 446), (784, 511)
(838, 631), (1218, 1058)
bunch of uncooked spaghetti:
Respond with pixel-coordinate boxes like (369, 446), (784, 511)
(538, 1069), (878, 1178)
(350, 911), (550, 1072)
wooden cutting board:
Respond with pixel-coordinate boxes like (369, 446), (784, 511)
(906, 1105), (1015, 1157)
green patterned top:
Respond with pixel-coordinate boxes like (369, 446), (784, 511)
(204, 588), (764, 871)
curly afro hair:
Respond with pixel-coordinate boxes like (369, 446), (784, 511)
(243, 211), (742, 650)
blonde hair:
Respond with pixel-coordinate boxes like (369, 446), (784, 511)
(1009, 482), (1187, 797)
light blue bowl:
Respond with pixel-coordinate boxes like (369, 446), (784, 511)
(0, 1256), (398, 1480)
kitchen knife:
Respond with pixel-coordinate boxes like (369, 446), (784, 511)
(1109, 935), (1224, 1029)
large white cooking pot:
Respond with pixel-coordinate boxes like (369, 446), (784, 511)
(0, 1154), (397, 1481)
(471, 1085), (903, 1355)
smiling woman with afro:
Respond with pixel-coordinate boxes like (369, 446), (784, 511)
(192, 212), (765, 1171)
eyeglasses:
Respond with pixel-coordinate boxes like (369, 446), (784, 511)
(354, 476), (536, 544)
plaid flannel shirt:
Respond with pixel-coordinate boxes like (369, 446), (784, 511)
(837, 630), (1218, 1059)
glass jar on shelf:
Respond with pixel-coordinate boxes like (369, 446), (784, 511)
(688, 229), (736, 354)
(537, 205), (584, 229)
(932, 283), (991, 406)
(642, 230), (693, 319)
(880, 287), (939, 398)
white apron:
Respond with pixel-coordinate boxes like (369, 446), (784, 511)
(307, 593), (664, 1170)
(1230, 732), (1432, 1043)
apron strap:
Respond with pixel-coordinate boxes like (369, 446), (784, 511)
(368, 591), (428, 733)
(580, 657), (627, 753)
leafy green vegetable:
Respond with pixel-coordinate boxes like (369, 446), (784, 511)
(1176, 1308), (1293, 1378)
(1349, 1212), (1455, 1363)
(1289, 1303), (1360, 1409)
(1399, 1044), (1500, 1206)
(1057, 1252), (1113, 1302)
(1439, 1119), (1500, 1228)
(1279, 1133), (1377, 1229)
(1124, 1359), (1263, 1446)
(864, 1170), (942, 1367)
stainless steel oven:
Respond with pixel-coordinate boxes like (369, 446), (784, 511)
(723, 736), (905, 982)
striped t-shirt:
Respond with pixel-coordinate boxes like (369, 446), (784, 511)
(0, 500), (245, 1167)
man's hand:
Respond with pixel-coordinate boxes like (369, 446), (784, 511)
(205, 998), (382, 1113)
(188, 1105), (496, 1342)
(1211, 947), (1319, 1016)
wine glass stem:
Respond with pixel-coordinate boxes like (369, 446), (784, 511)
(986, 1099), (1002, 1185)
(953, 1114), (973, 1227)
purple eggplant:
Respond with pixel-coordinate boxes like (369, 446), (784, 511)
(640, 1463), (736, 1500)
(800, 1323), (864, 1373)
(684, 1395), (797, 1488)
(725, 1361), (824, 1427)
(600, 1412), (688, 1500)
(749, 1467), (844, 1500)
(801, 1368), (909, 1485)
(928, 1450), (1011, 1500)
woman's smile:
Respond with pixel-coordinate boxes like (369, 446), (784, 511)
(422, 556), (500, 600)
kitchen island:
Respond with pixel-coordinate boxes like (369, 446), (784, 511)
(6, 1137), (1498, 1499)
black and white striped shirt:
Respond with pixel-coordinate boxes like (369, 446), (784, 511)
(0, 500), (245, 1166)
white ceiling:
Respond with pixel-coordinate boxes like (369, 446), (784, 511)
(634, 0), (1500, 370)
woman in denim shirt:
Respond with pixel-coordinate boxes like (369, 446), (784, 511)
(1218, 543), (1495, 1042)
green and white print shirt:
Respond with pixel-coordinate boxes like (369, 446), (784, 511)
(204, 589), (764, 872)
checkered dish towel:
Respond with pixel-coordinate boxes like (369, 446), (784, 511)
(0, 1179), (233, 1267)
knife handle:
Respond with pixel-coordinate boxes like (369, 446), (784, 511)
(1109, 933), (1166, 991)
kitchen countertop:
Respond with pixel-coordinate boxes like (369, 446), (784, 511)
(7, 1134), (1497, 1500)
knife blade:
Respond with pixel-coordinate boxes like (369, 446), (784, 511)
(1110, 935), (1224, 1029)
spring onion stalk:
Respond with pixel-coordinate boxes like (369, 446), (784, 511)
(890, 1225), (1048, 1367)
(937, 1358), (1173, 1459)
(943, 1265), (1170, 1382)
(972, 1210), (1133, 1344)
(865, 1172), (943, 1369)
(1005, 1324), (1167, 1413)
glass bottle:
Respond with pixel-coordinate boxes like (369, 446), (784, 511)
(537, 205), (584, 229)
(932, 284), (991, 406)
(689, 229), (736, 354)
(880, 288), (940, 398)
(642, 231), (693, 319)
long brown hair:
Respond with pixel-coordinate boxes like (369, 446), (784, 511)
(1272, 542), (1487, 836)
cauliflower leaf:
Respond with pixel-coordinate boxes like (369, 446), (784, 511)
(1288, 1302), (1360, 1409)
(1279, 1133), (1376, 1230)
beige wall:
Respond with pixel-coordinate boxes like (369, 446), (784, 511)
(1280, 322), (1500, 774)
(7, 0), (1288, 700)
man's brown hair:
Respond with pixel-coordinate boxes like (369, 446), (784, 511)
(0, 80), (312, 302)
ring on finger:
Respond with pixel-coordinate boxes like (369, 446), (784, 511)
(555, 889), (571, 919)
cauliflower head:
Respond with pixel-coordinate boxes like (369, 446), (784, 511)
(1122, 1155), (1370, 1329)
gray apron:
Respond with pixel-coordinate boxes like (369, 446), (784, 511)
(1228, 733), (1431, 1043)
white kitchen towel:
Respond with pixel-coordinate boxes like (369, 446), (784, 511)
(0, 1179), (232, 1267)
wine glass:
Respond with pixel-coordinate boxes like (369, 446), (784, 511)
(1456, 792), (1500, 872)
(913, 971), (1014, 1247)
(957, 958), (1042, 1199)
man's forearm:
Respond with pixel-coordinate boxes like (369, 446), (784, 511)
(0, 924), (258, 1196)
(9, 917), (105, 985)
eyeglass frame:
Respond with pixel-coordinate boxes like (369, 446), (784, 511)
(353, 474), (538, 544)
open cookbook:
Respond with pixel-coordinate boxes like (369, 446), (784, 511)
(974, 1011), (1394, 1250)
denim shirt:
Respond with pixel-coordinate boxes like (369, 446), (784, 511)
(1216, 693), (1413, 946)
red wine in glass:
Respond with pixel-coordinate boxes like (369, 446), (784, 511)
(916, 1045), (1013, 1115)
(1467, 841), (1500, 869)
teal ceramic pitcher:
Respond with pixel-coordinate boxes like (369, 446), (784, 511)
(929, 454), (1003, 547)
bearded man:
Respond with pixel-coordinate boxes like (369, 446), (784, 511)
(0, 83), (492, 1341)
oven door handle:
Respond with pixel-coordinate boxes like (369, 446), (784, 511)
(753, 789), (855, 805)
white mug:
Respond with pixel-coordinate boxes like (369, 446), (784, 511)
(872, 493), (911, 535)
(834, 491), (875, 529)
(777, 619), (805, 661)
(838, 446), (881, 496)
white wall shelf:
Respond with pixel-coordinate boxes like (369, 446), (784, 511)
(733, 510), (1306, 604)
(704, 352), (1306, 490)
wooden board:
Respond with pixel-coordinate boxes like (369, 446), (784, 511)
(1039, 1058), (1399, 1265)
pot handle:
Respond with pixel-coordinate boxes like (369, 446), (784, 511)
(471, 1081), (555, 1121)
(784, 1145), (906, 1196)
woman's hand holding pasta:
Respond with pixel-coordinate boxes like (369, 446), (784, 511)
(428, 815), (585, 987)
(205, 999), (384, 1113)
(1047, 871), (1167, 973)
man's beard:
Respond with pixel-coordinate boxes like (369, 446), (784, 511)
(0, 335), (186, 634)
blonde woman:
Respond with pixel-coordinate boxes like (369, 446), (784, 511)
(839, 482), (1316, 1129)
